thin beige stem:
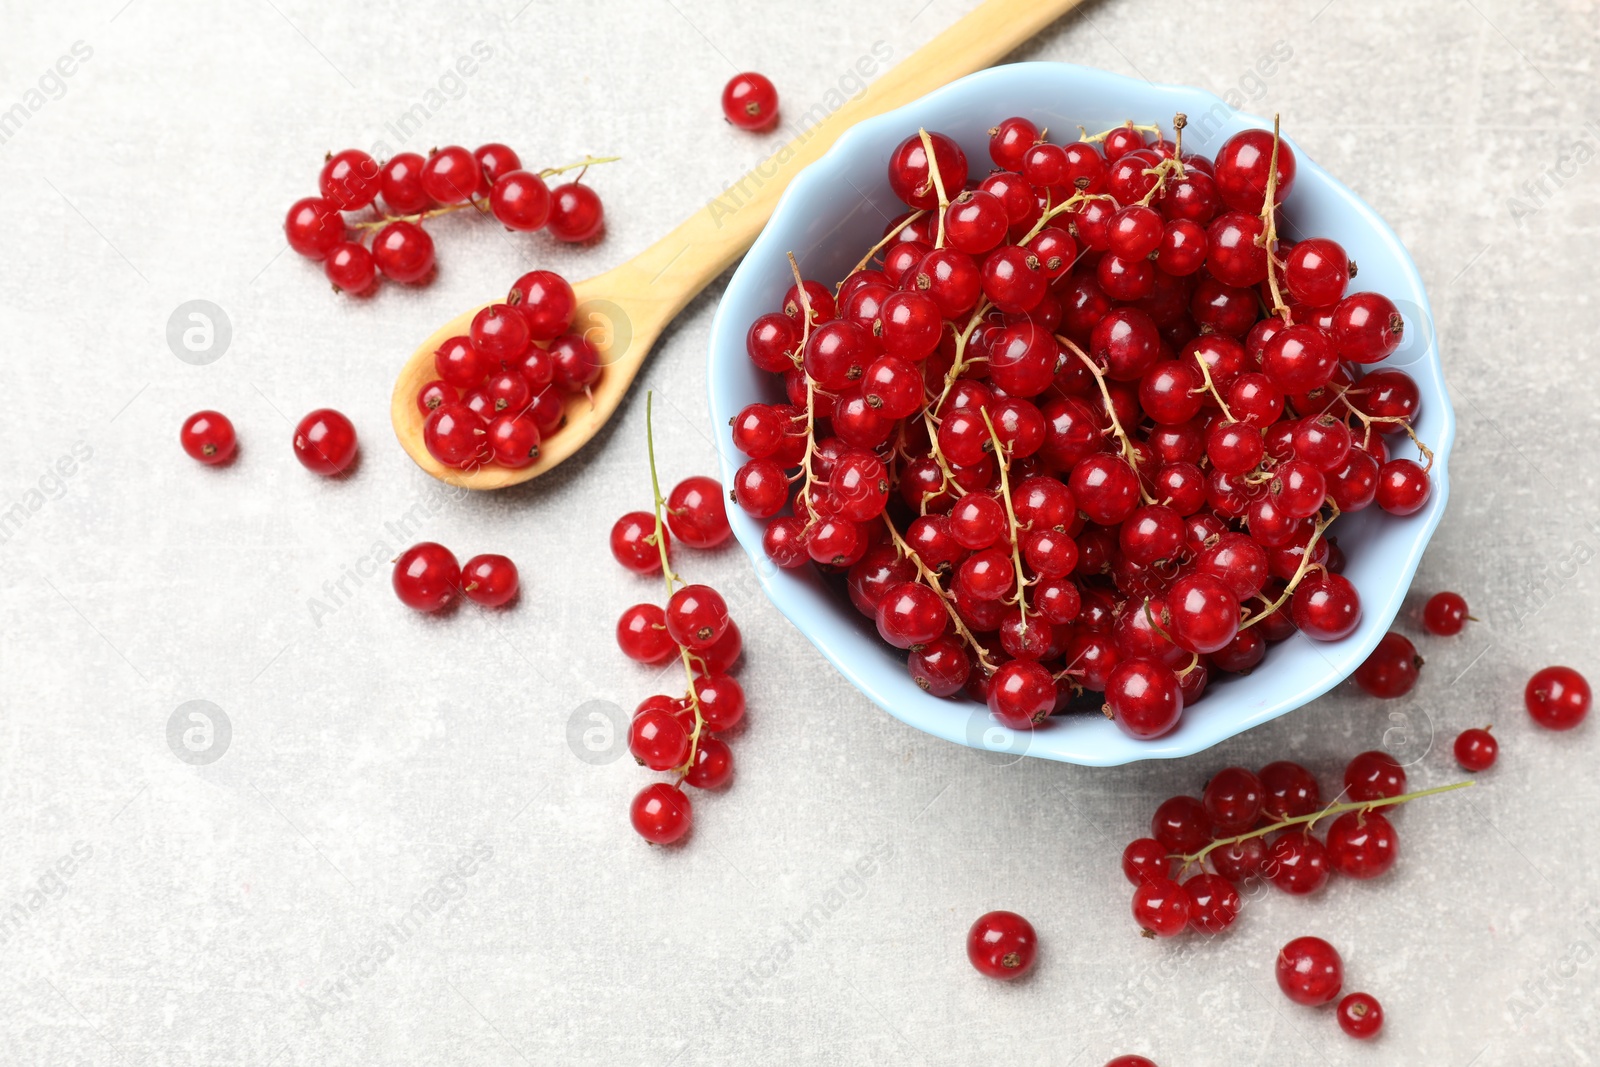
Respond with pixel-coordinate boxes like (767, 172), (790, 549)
(882, 514), (996, 673)
(980, 409), (1031, 636)
(918, 129), (952, 249)
(1059, 336), (1157, 504)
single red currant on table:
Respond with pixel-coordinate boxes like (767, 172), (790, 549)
(180, 411), (236, 465)
(967, 910), (1037, 979)
(1454, 726), (1497, 771)
(1132, 877), (1190, 937)
(292, 409), (359, 476)
(722, 72), (780, 131)
(1353, 631), (1422, 698)
(1525, 665), (1590, 730)
(461, 554), (519, 607)
(1276, 936), (1343, 1006)
(1337, 992), (1383, 1039)
(1104, 1058), (1159, 1067)
(393, 542), (461, 612)
(1422, 590), (1471, 635)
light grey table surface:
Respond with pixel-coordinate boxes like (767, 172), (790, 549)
(3, 0), (1597, 1064)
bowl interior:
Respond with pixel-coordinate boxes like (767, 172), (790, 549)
(707, 62), (1455, 766)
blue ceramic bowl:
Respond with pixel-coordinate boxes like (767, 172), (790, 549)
(706, 62), (1454, 766)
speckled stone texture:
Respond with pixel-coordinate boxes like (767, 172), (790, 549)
(2, 0), (1597, 1063)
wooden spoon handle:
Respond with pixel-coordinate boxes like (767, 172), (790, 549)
(605, 0), (1087, 326)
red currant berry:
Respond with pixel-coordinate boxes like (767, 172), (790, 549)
(1104, 658), (1184, 739)
(1104, 1058), (1158, 1067)
(1331, 291), (1404, 363)
(1525, 665), (1590, 730)
(392, 542), (461, 612)
(1264, 832), (1330, 895)
(907, 635), (971, 697)
(324, 241), (378, 294)
(419, 145), (480, 204)
(1166, 574), (1240, 655)
(422, 404), (487, 470)
(1290, 572), (1362, 641)
(472, 143), (522, 190)
(1260, 760), (1321, 819)
(1375, 458), (1430, 515)
(1422, 591), (1470, 635)
(509, 270), (577, 340)
(667, 476), (731, 548)
(1122, 838), (1175, 885)
(180, 411), (236, 465)
(549, 333), (601, 393)
(1353, 631), (1422, 698)
(1150, 796), (1211, 855)
(1344, 750), (1405, 801)
(692, 673), (745, 731)
(611, 512), (667, 573)
(665, 584), (730, 650)
(630, 782), (691, 845)
(875, 582), (947, 649)
(470, 304), (531, 363)
(486, 413), (541, 467)
(685, 737), (734, 789)
(1203, 767), (1264, 834)
(617, 603), (675, 664)
(1337, 992), (1383, 1040)
(1213, 128), (1296, 214)
(988, 660), (1056, 729)
(317, 149), (380, 211)
(461, 553), (519, 607)
(987, 116), (1037, 171)
(630, 703), (691, 771)
(547, 182), (604, 242)
(379, 152), (432, 214)
(1276, 936), (1342, 1006)
(284, 197), (345, 260)
(489, 170), (552, 231)
(1325, 810), (1397, 879)
(372, 220), (435, 283)
(721, 72), (780, 131)
(1284, 237), (1349, 308)
(1209, 835), (1270, 882)
(1454, 727), (1497, 771)
(415, 380), (452, 416)
(887, 130), (967, 210)
(292, 408), (358, 476)
(967, 910), (1037, 979)
(1184, 873), (1241, 934)
(1131, 877), (1190, 937)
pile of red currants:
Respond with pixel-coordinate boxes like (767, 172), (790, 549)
(611, 398), (742, 845)
(415, 269), (595, 471)
(729, 113), (1437, 741)
(284, 143), (612, 294)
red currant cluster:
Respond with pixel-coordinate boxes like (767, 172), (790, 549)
(730, 113), (1436, 741)
(392, 543), (519, 611)
(612, 397), (742, 845)
(284, 144), (614, 294)
(416, 269), (592, 471)
(180, 408), (359, 477)
(1123, 751), (1468, 937)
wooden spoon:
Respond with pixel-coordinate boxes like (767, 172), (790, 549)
(390, 0), (1085, 489)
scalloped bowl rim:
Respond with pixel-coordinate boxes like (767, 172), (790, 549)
(706, 61), (1455, 767)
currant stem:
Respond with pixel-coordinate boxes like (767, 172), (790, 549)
(537, 154), (621, 179)
(645, 391), (705, 778)
(350, 199), (483, 231)
(1176, 779), (1476, 868)
(882, 513), (996, 673)
(1236, 503), (1341, 631)
(980, 408), (1031, 635)
(784, 252), (826, 531)
(931, 301), (994, 419)
(1059, 336), (1157, 504)
(839, 209), (927, 293)
(1332, 385), (1437, 470)
(918, 128), (952, 249)
(1188, 349), (1237, 423)
(1078, 120), (1162, 145)
(1257, 114), (1293, 325)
